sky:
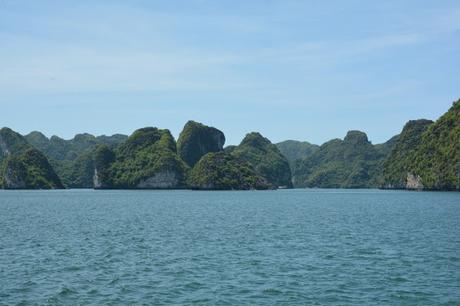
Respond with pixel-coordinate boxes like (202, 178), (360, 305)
(0, 0), (459, 145)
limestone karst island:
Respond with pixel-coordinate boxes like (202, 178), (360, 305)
(1, 99), (459, 191)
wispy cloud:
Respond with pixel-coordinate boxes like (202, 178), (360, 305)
(0, 45), (244, 93)
(0, 1), (458, 97)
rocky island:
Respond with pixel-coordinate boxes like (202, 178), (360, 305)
(1, 99), (458, 191)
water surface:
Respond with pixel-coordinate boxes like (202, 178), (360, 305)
(1, 189), (459, 305)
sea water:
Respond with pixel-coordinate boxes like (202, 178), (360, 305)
(0, 189), (459, 305)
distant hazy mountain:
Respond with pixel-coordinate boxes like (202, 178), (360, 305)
(292, 131), (392, 188)
(276, 140), (319, 169)
(25, 131), (127, 188)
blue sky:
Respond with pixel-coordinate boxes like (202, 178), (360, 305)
(1, 0), (459, 145)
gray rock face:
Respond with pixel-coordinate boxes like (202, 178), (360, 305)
(214, 133), (225, 149)
(3, 163), (26, 189)
(406, 173), (424, 190)
(177, 121), (226, 167)
(93, 169), (102, 189)
(0, 136), (10, 157)
(136, 171), (180, 189)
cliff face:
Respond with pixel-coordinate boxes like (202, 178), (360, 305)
(93, 127), (188, 189)
(406, 173), (424, 190)
(93, 144), (115, 189)
(177, 121), (225, 167)
(2, 157), (27, 189)
(0, 128), (63, 189)
(0, 127), (30, 160)
(0, 136), (11, 156)
(93, 168), (102, 189)
(137, 171), (182, 189)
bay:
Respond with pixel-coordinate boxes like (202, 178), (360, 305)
(1, 189), (459, 305)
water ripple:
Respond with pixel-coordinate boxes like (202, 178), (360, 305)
(0, 189), (459, 305)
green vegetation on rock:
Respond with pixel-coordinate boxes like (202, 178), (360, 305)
(292, 131), (386, 188)
(94, 127), (189, 189)
(25, 131), (127, 188)
(374, 135), (400, 156)
(413, 100), (460, 190)
(1, 99), (458, 191)
(231, 132), (292, 188)
(381, 119), (433, 189)
(0, 128), (30, 160)
(276, 140), (319, 169)
(0, 128), (63, 189)
(382, 99), (460, 190)
(26, 132), (127, 161)
(187, 152), (270, 190)
(177, 121), (225, 167)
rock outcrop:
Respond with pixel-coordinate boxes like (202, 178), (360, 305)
(0, 128), (63, 189)
(187, 152), (271, 190)
(231, 132), (292, 188)
(292, 130), (385, 188)
(177, 121), (225, 167)
(381, 119), (433, 189)
(137, 171), (181, 189)
(25, 131), (127, 188)
(93, 127), (188, 189)
(3, 157), (27, 189)
(406, 173), (424, 190)
(382, 99), (460, 191)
